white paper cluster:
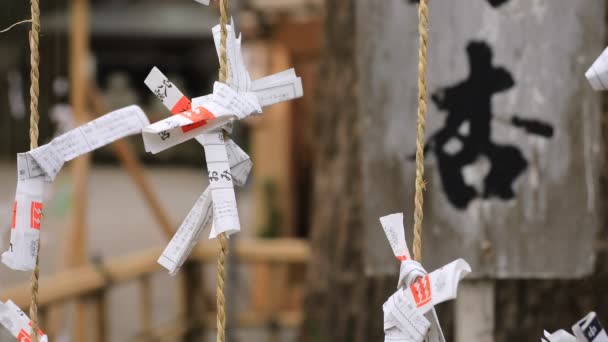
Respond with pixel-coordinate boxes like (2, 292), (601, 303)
(2, 106), (149, 271)
(146, 17), (303, 275)
(380, 213), (472, 342)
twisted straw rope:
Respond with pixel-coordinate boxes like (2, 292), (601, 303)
(28, 0), (41, 341)
(412, 0), (429, 263)
(216, 1), (229, 341)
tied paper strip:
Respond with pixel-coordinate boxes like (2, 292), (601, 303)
(2, 106), (150, 271)
(380, 213), (472, 342)
(158, 139), (252, 275)
(543, 312), (608, 342)
(145, 18), (302, 274)
(0, 300), (48, 342)
(143, 80), (259, 154)
(144, 69), (253, 273)
(586, 47), (608, 91)
(142, 20), (303, 155)
(145, 69), (247, 239)
(199, 131), (239, 238)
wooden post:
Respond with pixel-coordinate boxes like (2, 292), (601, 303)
(139, 275), (153, 339)
(93, 289), (108, 342)
(182, 261), (206, 342)
(455, 280), (495, 342)
(250, 41), (294, 315)
(68, 0), (91, 340)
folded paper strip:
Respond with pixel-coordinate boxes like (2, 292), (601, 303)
(380, 213), (471, 342)
(1, 106), (149, 271)
(543, 312), (607, 342)
(144, 19), (302, 275)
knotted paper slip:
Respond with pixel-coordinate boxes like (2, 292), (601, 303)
(586, 47), (608, 90)
(543, 312), (608, 342)
(0, 300), (48, 342)
(380, 213), (471, 342)
(145, 67), (252, 274)
(144, 20), (303, 275)
(1, 106), (150, 271)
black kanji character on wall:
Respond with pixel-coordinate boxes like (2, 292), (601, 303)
(409, 0), (510, 8)
(417, 41), (553, 209)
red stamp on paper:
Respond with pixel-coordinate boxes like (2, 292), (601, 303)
(170, 96), (192, 114)
(30, 202), (43, 230)
(17, 329), (32, 342)
(410, 275), (432, 308)
(11, 201), (17, 229)
(178, 106), (216, 133)
(16, 323), (44, 342)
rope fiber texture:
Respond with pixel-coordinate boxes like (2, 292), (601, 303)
(216, 0), (230, 341)
(412, 0), (429, 263)
(28, 0), (41, 340)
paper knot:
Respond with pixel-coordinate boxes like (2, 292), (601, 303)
(398, 259), (427, 290)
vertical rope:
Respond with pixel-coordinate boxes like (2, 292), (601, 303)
(216, 1), (230, 341)
(412, 0), (429, 263)
(28, 0), (41, 341)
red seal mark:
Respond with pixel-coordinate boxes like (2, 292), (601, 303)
(11, 201), (17, 229)
(178, 106), (216, 133)
(170, 96), (192, 115)
(410, 275), (432, 308)
(30, 202), (43, 230)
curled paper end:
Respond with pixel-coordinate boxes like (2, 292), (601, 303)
(1, 251), (36, 271)
(209, 223), (240, 239)
(542, 330), (576, 342)
(572, 312), (608, 342)
(586, 47), (608, 91)
(379, 213), (409, 260)
(428, 259), (471, 307)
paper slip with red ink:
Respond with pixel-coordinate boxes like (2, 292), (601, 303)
(0, 300), (48, 342)
(144, 68), (253, 273)
(2, 106), (149, 271)
(380, 213), (471, 342)
(142, 81), (259, 154)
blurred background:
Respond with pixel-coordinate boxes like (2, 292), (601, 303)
(0, 0), (606, 341)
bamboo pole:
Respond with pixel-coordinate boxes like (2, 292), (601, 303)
(68, 0), (91, 340)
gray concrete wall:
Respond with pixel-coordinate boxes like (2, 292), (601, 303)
(359, 0), (605, 278)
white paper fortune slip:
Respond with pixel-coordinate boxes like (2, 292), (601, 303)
(380, 213), (472, 342)
(144, 68), (253, 274)
(586, 47), (608, 91)
(0, 300), (48, 342)
(142, 20), (303, 155)
(544, 312), (608, 342)
(145, 17), (302, 274)
(1, 105), (149, 271)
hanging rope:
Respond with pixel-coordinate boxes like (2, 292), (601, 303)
(412, 0), (429, 263)
(216, 1), (230, 341)
(28, 0), (41, 341)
